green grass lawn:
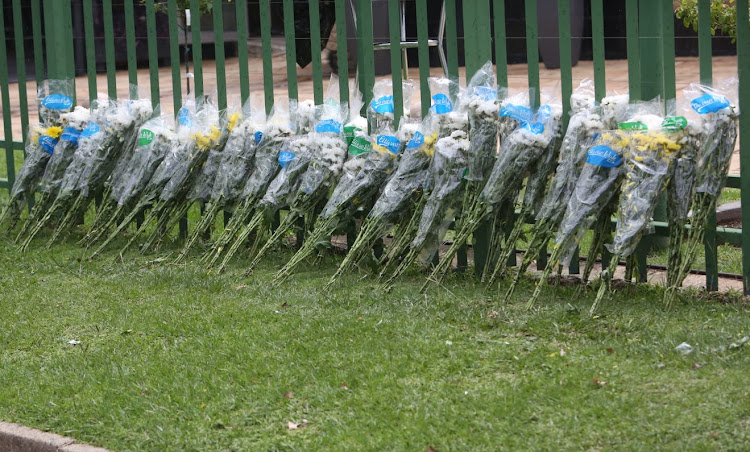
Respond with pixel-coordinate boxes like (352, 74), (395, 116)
(1, 211), (749, 451)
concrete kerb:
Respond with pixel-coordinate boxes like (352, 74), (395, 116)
(0, 422), (110, 452)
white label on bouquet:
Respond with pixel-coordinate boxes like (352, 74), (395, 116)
(691, 93), (730, 114)
(586, 145), (621, 168)
(315, 119), (342, 134)
(81, 122), (100, 137)
(431, 94), (453, 114)
(406, 131), (425, 149)
(42, 94), (73, 111)
(371, 95), (395, 114)
(278, 150), (295, 168)
(376, 135), (401, 154)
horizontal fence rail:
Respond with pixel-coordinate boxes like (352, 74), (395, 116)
(0, 0), (748, 292)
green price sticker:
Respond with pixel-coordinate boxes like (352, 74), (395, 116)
(139, 129), (155, 146)
(348, 136), (371, 156)
(662, 116), (688, 132)
(618, 121), (648, 131)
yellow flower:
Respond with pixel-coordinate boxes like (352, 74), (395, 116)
(227, 112), (241, 133)
(45, 126), (63, 139)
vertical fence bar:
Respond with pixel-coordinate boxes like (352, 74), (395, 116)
(524, 0), (540, 108)
(492, 0), (507, 88)
(415, 0), (431, 117)
(282, 0), (298, 101)
(737, 0), (750, 294)
(334, 0), (349, 104)
(190, 0), (204, 102)
(145, 0), (161, 107)
(124, 0), (138, 93)
(309, 0), (324, 104)
(167, 0), (182, 114)
(236, 0), (250, 104)
(388, 0), (403, 126)
(12, 0), (29, 142)
(0, 1), (15, 188)
(62, 0), (75, 98)
(31, 0), (45, 97)
(82, 0), (98, 102)
(661, 1), (676, 103)
(259, 0), (274, 114)
(697, 0), (718, 291)
(625, 0), (640, 101)
(103, 0), (117, 99)
(590, 0), (606, 101)
(558, 0), (572, 128)
(357, 0), (375, 109)
(212, 0), (226, 112)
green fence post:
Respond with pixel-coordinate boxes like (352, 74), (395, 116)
(0, 1), (14, 190)
(212, 0), (227, 112)
(282, 0), (299, 101)
(102, 0), (117, 99)
(736, 0), (750, 294)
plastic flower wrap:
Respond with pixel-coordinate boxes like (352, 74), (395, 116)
(367, 79), (415, 132)
(84, 115), (175, 248)
(1, 79), (76, 230)
(89, 101), (202, 258)
(526, 130), (629, 308)
(45, 96), (154, 246)
(665, 80), (739, 307)
(244, 86), (353, 275)
(273, 115), (409, 285)
(504, 87), (610, 297)
(592, 121), (681, 314)
(425, 100), (563, 290)
(16, 105), (91, 248)
(178, 96), (266, 261)
(131, 102), (229, 254)
(203, 99), (295, 268)
(330, 117), (436, 284)
(0, 123), (60, 231)
(213, 133), (317, 274)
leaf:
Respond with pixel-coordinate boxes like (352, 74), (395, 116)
(283, 391), (294, 399)
(287, 421), (299, 430)
(606, 347), (615, 354)
(592, 378), (607, 388)
(234, 284), (248, 290)
(427, 447), (441, 452)
(340, 382), (349, 390)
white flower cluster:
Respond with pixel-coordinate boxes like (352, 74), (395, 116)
(435, 129), (470, 160)
(600, 94), (630, 128)
(465, 95), (499, 121)
(317, 135), (348, 174)
(62, 106), (91, 129)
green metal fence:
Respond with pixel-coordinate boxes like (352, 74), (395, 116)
(1, 0), (749, 292)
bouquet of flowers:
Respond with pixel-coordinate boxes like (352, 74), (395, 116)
(328, 117), (436, 285)
(213, 132), (317, 273)
(592, 122), (681, 313)
(17, 105), (92, 249)
(202, 99), (295, 269)
(45, 97), (154, 246)
(89, 102), (201, 258)
(664, 81), (739, 307)
(81, 115), (175, 247)
(0, 79), (75, 231)
(425, 101), (563, 291)
(243, 89), (353, 275)
(525, 130), (630, 308)
(176, 96), (266, 262)
(121, 102), (225, 255)
(503, 89), (620, 299)
(272, 117), (410, 285)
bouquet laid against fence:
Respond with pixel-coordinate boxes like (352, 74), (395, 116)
(2, 69), (740, 315)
